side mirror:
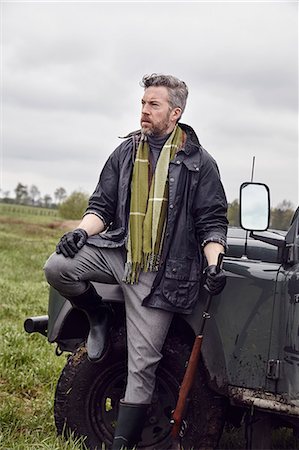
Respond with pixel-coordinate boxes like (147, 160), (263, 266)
(240, 182), (270, 231)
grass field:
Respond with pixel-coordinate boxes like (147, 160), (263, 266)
(0, 208), (86, 449)
(0, 205), (298, 449)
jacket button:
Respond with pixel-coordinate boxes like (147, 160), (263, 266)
(176, 160), (181, 165)
(172, 268), (177, 273)
(169, 177), (174, 182)
(169, 204), (174, 209)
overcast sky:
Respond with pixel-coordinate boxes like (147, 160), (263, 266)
(1, 1), (298, 208)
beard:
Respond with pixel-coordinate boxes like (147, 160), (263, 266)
(141, 113), (172, 137)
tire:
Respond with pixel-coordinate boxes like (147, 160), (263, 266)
(54, 327), (226, 449)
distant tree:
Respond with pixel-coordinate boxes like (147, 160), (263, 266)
(15, 183), (28, 204)
(43, 194), (52, 208)
(270, 200), (295, 231)
(54, 187), (67, 205)
(29, 184), (41, 205)
(1, 190), (11, 203)
(59, 191), (89, 220)
(0, 190), (11, 203)
(228, 199), (239, 227)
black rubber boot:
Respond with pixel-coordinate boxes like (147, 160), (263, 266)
(111, 400), (149, 450)
(67, 284), (112, 362)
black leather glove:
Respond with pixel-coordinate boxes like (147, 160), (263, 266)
(56, 228), (88, 258)
(204, 265), (226, 296)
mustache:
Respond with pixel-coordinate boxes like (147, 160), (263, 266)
(141, 116), (151, 122)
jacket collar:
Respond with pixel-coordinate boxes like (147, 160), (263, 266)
(177, 123), (201, 155)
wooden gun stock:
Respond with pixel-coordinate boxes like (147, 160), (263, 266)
(171, 252), (224, 439)
(171, 334), (203, 438)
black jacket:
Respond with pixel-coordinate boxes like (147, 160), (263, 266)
(85, 123), (228, 314)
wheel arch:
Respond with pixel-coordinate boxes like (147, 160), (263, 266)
(54, 324), (226, 450)
(48, 285), (229, 396)
(47, 283), (125, 350)
(175, 314), (229, 397)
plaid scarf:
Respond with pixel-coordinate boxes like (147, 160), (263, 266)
(123, 124), (184, 284)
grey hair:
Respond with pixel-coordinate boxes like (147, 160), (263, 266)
(141, 73), (189, 116)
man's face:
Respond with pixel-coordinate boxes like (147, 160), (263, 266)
(140, 86), (181, 137)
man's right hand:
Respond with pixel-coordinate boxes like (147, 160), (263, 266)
(204, 264), (226, 296)
(56, 228), (88, 258)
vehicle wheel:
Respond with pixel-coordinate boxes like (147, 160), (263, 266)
(54, 327), (226, 449)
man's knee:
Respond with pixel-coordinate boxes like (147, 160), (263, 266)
(44, 252), (70, 288)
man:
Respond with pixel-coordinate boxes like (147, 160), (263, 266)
(44, 74), (228, 449)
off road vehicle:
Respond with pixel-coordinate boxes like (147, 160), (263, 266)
(24, 182), (299, 449)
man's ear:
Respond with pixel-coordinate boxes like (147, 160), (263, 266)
(171, 107), (182, 122)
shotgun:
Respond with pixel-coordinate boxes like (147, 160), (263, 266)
(171, 252), (225, 439)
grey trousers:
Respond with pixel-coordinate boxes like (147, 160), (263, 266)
(44, 245), (173, 404)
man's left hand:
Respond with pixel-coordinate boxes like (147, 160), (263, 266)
(204, 265), (226, 296)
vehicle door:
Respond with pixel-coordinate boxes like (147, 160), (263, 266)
(275, 209), (299, 404)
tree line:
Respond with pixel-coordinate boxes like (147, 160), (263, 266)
(0, 183), (89, 220)
(0, 182), (296, 229)
(228, 198), (295, 231)
(0, 183), (68, 208)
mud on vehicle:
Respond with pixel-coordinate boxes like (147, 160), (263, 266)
(25, 182), (299, 449)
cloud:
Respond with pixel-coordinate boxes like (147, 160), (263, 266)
(2, 1), (298, 208)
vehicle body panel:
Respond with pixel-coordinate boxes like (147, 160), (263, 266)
(277, 263), (299, 406)
(29, 207), (299, 426)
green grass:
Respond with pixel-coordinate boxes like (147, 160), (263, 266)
(0, 211), (85, 449)
(0, 207), (298, 449)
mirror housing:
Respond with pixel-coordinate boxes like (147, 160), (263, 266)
(240, 182), (270, 231)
